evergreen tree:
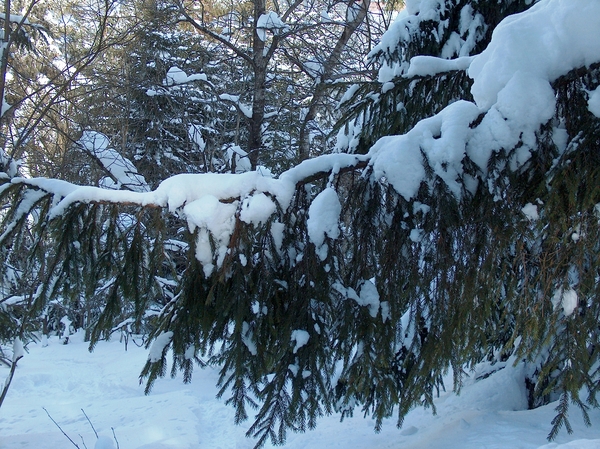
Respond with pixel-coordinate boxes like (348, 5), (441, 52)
(2, 0), (600, 447)
(171, 0), (389, 169)
(0, 0), (153, 400)
(84, 7), (225, 184)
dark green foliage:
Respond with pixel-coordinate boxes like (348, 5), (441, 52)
(0, 176), (168, 348)
(335, 71), (473, 153)
(334, 0), (535, 153)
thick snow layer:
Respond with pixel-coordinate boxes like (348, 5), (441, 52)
(147, 331), (173, 362)
(551, 287), (578, 317)
(291, 329), (310, 353)
(13, 153), (367, 275)
(240, 193), (277, 226)
(184, 195), (237, 275)
(522, 203), (539, 221)
(358, 280), (380, 318)
(469, 0), (600, 109)
(307, 187), (342, 260)
(78, 131), (149, 192)
(12, 338), (24, 361)
(2, 335), (599, 449)
(256, 12), (288, 41)
(369, 100), (480, 200)
(405, 55), (474, 78)
(164, 66), (207, 86)
(154, 172), (276, 212)
(588, 87), (600, 118)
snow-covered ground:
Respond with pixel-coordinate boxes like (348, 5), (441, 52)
(1, 333), (599, 449)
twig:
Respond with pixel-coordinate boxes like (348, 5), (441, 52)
(79, 434), (89, 449)
(42, 407), (80, 448)
(112, 427), (120, 449)
(81, 408), (98, 439)
(0, 354), (23, 408)
(0, 353), (11, 367)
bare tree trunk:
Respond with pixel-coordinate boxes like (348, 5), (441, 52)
(0, 0), (14, 153)
(248, 0), (267, 170)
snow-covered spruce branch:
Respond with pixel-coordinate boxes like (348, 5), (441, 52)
(8, 153), (369, 218)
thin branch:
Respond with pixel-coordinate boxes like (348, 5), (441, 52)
(176, 7), (254, 67)
(111, 427), (120, 449)
(81, 409), (98, 439)
(280, 0), (304, 22)
(42, 407), (81, 448)
(7, 0), (135, 158)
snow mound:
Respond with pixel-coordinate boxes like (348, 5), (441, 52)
(469, 0), (600, 110)
(94, 435), (116, 449)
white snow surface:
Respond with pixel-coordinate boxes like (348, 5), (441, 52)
(370, 99), (480, 200)
(148, 331), (173, 363)
(405, 55), (474, 78)
(588, 87), (600, 118)
(94, 435), (116, 449)
(1, 334), (599, 448)
(78, 131), (149, 192)
(522, 203), (539, 221)
(240, 193), (277, 226)
(358, 280), (380, 318)
(256, 12), (288, 42)
(12, 338), (24, 362)
(551, 287), (579, 317)
(307, 187), (342, 261)
(290, 329), (310, 354)
(468, 0), (600, 110)
(164, 66), (207, 86)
